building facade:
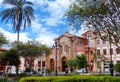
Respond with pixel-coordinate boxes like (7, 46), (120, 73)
(8, 30), (119, 74)
(45, 30), (120, 73)
(95, 33), (120, 72)
(46, 31), (94, 73)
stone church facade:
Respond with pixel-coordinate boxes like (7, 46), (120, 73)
(46, 30), (95, 73)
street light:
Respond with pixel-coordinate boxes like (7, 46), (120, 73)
(55, 41), (58, 76)
(109, 32), (114, 76)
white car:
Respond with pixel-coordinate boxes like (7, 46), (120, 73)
(75, 68), (87, 74)
(10, 69), (23, 74)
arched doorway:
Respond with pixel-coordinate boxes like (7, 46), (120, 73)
(50, 59), (54, 71)
(61, 57), (67, 71)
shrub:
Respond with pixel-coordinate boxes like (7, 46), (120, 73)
(19, 75), (120, 82)
(114, 62), (120, 72)
(0, 78), (7, 82)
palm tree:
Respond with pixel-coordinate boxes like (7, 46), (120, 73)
(1, 0), (34, 74)
(1, 0), (34, 53)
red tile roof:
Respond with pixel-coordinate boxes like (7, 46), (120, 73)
(0, 48), (6, 52)
(55, 32), (83, 40)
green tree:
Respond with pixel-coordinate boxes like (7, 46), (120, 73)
(1, 0), (34, 73)
(66, 58), (77, 72)
(1, 49), (20, 74)
(66, 58), (77, 68)
(46, 68), (52, 75)
(92, 48), (100, 73)
(66, 0), (120, 53)
(0, 51), (4, 57)
(10, 41), (23, 48)
(76, 53), (88, 72)
(1, 0), (34, 53)
(0, 51), (5, 66)
(114, 62), (120, 73)
(0, 32), (8, 46)
(12, 40), (51, 72)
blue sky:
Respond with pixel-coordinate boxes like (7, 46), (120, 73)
(0, 0), (86, 47)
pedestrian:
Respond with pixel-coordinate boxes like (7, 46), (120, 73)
(70, 67), (73, 73)
(65, 68), (68, 75)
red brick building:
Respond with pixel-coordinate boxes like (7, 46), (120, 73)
(46, 31), (94, 72)
(19, 30), (120, 74)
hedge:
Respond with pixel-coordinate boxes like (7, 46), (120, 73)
(19, 75), (120, 82)
(0, 78), (7, 82)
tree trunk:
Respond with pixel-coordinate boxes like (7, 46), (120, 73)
(99, 66), (101, 74)
(16, 30), (20, 75)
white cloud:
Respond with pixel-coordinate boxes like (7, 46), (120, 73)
(0, 0), (3, 5)
(30, 16), (59, 46)
(31, 0), (47, 7)
(36, 31), (59, 47)
(68, 22), (89, 36)
(43, 18), (59, 26)
(31, 0), (71, 26)
(31, 19), (43, 33)
(0, 28), (31, 43)
(0, 0), (73, 47)
(44, 0), (71, 26)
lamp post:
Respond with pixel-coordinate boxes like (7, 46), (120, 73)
(55, 41), (58, 76)
(109, 32), (114, 76)
(88, 47), (90, 71)
(40, 54), (43, 72)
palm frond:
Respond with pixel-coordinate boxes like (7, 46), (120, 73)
(23, 19), (27, 29)
(1, 9), (12, 22)
(1, 0), (34, 31)
(3, 0), (18, 6)
(1, 8), (19, 30)
(25, 1), (34, 6)
(23, 6), (34, 18)
(25, 14), (31, 26)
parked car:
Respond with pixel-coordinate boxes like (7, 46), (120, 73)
(75, 68), (87, 74)
(10, 69), (23, 74)
(31, 73), (43, 76)
(24, 71), (43, 76)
